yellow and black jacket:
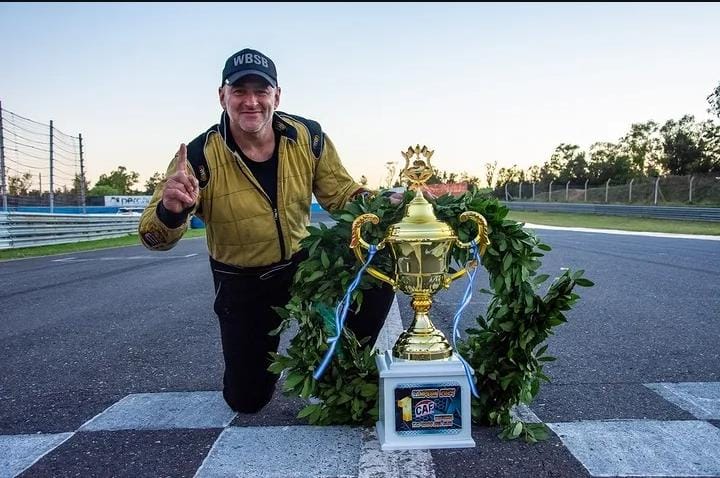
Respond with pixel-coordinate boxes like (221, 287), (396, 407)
(139, 111), (363, 267)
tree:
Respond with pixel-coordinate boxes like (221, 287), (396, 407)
(564, 152), (589, 181)
(618, 121), (664, 176)
(427, 169), (458, 184)
(708, 82), (720, 119)
(526, 165), (541, 183)
(659, 115), (702, 176)
(458, 171), (481, 189)
(384, 161), (398, 189)
(88, 184), (121, 196)
(8, 172), (33, 195)
(697, 119), (720, 173)
(495, 165), (526, 186)
(92, 166), (140, 195)
(70, 173), (90, 195)
(587, 142), (633, 183)
(540, 143), (585, 182)
(484, 161), (498, 188)
(144, 172), (165, 195)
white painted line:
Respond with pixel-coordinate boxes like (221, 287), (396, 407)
(358, 426), (436, 478)
(78, 391), (236, 431)
(373, 296), (403, 353)
(548, 419), (720, 477)
(194, 426), (362, 478)
(52, 254), (198, 263)
(0, 432), (74, 477)
(645, 382), (720, 419)
(523, 223), (720, 241)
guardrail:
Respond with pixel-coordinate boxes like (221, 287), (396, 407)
(502, 201), (720, 222)
(0, 212), (140, 250)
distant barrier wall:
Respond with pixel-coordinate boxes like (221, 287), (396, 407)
(502, 201), (720, 222)
(0, 212), (140, 249)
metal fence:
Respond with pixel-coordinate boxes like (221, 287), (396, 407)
(0, 102), (87, 212)
(2, 194), (104, 210)
(499, 174), (720, 206)
(0, 212), (139, 250)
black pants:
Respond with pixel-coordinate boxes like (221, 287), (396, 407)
(211, 254), (395, 413)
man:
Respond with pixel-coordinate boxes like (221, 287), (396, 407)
(139, 48), (395, 413)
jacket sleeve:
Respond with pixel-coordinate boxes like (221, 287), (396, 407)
(138, 153), (200, 251)
(312, 134), (364, 212)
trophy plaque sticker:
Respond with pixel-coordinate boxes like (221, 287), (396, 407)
(394, 383), (463, 435)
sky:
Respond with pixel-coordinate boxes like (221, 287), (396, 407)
(1, 2), (719, 190)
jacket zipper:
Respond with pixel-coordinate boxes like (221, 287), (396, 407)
(272, 207), (286, 259)
(234, 156), (286, 261)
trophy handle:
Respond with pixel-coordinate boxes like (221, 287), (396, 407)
(350, 213), (396, 287)
(446, 211), (490, 284)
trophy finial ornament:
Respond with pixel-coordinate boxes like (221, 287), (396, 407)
(401, 145), (435, 189)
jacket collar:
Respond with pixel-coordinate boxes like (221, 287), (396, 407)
(218, 111), (297, 152)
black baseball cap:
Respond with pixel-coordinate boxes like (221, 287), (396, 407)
(222, 48), (277, 88)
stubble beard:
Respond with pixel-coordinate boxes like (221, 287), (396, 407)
(235, 110), (273, 136)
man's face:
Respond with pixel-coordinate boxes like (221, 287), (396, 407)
(219, 76), (281, 134)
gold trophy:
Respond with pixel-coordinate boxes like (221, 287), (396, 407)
(350, 145), (489, 450)
(351, 145), (489, 450)
(351, 145), (489, 360)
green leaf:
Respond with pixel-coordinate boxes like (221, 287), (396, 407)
(297, 404), (318, 419)
(267, 362), (285, 374)
(360, 383), (377, 398)
(498, 321), (514, 332)
(575, 278), (594, 287)
(308, 238), (321, 257)
(500, 375), (514, 390)
(493, 275), (504, 291)
(520, 330), (535, 349)
(532, 274), (550, 285)
(284, 372), (305, 389)
(300, 376), (313, 398)
(337, 392), (353, 404)
(502, 253), (513, 272)
(495, 304), (509, 318)
(306, 270), (324, 282)
(321, 250), (330, 269)
(510, 421), (523, 438)
(528, 424), (550, 441)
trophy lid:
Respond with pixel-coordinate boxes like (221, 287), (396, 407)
(386, 145), (457, 243)
(386, 193), (456, 242)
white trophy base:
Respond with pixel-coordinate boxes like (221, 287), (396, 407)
(375, 350), (476, 450)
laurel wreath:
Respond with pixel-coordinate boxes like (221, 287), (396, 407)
(269, 188), (592, 441)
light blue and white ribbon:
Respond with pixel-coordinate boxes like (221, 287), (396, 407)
(313, 245), (378, 381)
(451, 241), (481, 398)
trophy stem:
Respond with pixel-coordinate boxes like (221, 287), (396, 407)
(392, 293), (453, 360)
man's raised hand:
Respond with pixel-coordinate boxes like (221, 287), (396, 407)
(162, 144), (199, 213)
